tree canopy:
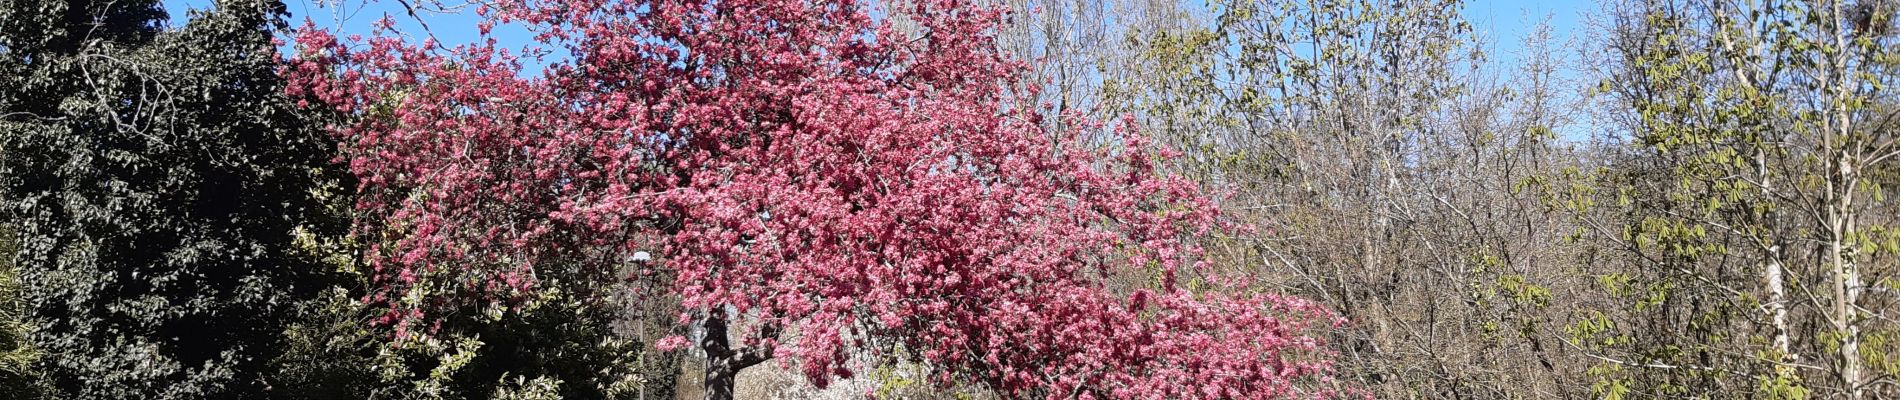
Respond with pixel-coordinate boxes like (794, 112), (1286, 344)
(285, 0), (1346, 397)
(0, 0), (349, 397)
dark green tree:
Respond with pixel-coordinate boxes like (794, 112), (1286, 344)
(265, 249), (670, 400)
(0, 222), (37, 397)
(0, 0), (350, 397)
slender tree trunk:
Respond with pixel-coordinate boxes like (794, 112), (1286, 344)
(1759, 147), (1794, 364)
(1766, 247), (1792, 359)
(1830, 206), (1863, 399)
(1830, 159), (1864, 399)
(1827, 5), (1864, 396)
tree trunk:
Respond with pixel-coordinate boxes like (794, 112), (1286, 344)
(1755, 145), (1795, 366)
(699, 311), (767, 400)
(1827, 5), (1865, 396)
(703, 359), (738, 400)
(1766, 245), (1792, 361)
(1830, 207), (1863, 399)
(1829, 179), (1864, 399)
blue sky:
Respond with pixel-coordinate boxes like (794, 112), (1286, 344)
(162, 0), (1598, 72)
(161, 0), (1602, 139)
(1465, 0), (1594, 65)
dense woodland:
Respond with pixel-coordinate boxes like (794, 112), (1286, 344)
(2, 0), (1899, 398)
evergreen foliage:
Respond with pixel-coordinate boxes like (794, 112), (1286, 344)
(0, 0), (347, 396)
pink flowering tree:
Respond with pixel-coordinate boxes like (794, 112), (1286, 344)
(285, 0), (1346, 397)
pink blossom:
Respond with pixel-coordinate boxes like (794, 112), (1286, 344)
(285, 0), (1347, 397)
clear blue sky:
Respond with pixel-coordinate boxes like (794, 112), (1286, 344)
(1461, 0), (1599, 95)
(161, 0), (1597, 72)
(161, 0), (1601, 142)
(1464, 0), (1595, 65)
(1465, 0), (1600, 141)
